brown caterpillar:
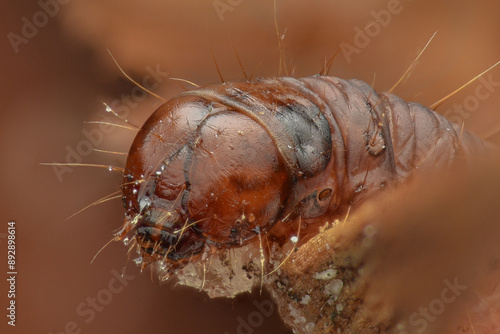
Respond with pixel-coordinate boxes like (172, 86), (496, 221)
(116, 74), (489, 276)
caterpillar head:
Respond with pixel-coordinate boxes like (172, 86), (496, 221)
(118, 80), (334, 272)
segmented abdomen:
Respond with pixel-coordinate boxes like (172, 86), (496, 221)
(181, 75), (487, 216)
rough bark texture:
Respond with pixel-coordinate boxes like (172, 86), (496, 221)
(265, 219), (378, 333)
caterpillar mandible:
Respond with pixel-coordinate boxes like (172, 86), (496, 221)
(116, 74), (489, 277)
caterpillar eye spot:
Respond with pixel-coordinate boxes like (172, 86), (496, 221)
(318, 188), (333, 201)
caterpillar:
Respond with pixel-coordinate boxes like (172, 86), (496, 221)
(116, 74), (489, 276)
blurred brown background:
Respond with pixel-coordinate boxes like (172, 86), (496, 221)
(1, 0), (499, 333)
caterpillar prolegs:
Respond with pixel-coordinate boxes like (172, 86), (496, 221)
(117, 74), (489, 277)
